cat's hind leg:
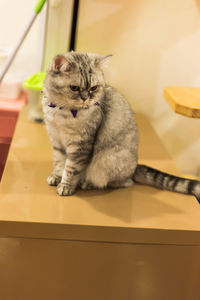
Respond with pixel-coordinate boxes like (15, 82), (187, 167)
(84, 149), (137, 189)
(108, 178), (134, 188)
(47, 174), (62, 186)
(80, 178), (134, 190)
(80, 181), (96, 190)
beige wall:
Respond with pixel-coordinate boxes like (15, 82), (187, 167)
(0, 0), (46, 81)
(0, 0), (73, 79)
(77, 0), (200, 176)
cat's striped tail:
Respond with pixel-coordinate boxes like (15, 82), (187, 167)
(133, 164), (200, 204)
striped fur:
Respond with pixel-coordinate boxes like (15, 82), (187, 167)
(42, 52), (200, 204)
(134, 165), (200, 203)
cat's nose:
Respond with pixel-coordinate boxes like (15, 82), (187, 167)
(80, 91), (88, 101)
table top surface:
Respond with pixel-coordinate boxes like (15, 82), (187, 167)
(0, 107), (200, 244)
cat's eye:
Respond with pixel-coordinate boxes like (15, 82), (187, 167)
(90, 85), (98, 92)
(70, 85), (79, 91)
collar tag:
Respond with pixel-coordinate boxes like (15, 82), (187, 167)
(71, 109), (78, 118)
(48, 102), (56, 108)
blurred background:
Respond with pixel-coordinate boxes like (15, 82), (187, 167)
(1, 0), (200, 176)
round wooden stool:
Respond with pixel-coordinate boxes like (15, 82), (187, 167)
(164, 86), (200, 118)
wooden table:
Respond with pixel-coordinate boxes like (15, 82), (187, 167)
(0, 107), (199, 300)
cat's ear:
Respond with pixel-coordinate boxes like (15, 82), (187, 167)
(95, 54), (113, 70)
(51, 55), (71, 72)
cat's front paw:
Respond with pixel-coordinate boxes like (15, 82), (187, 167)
(47, 174), (61, 186)
(57, 183), (75, 196)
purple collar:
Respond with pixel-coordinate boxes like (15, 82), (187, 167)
(48, 101), (100, 118)
(48, 102), (78, 118)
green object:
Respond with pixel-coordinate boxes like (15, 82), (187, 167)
(23, 72), (46, 91)
(34, 0), (46, 14)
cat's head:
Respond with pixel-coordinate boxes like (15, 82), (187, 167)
(44, 52), (112, 110)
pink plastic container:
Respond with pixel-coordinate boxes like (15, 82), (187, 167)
(0, 92), (27, 180)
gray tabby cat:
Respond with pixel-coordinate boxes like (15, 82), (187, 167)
(42, 52), (200, 204)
